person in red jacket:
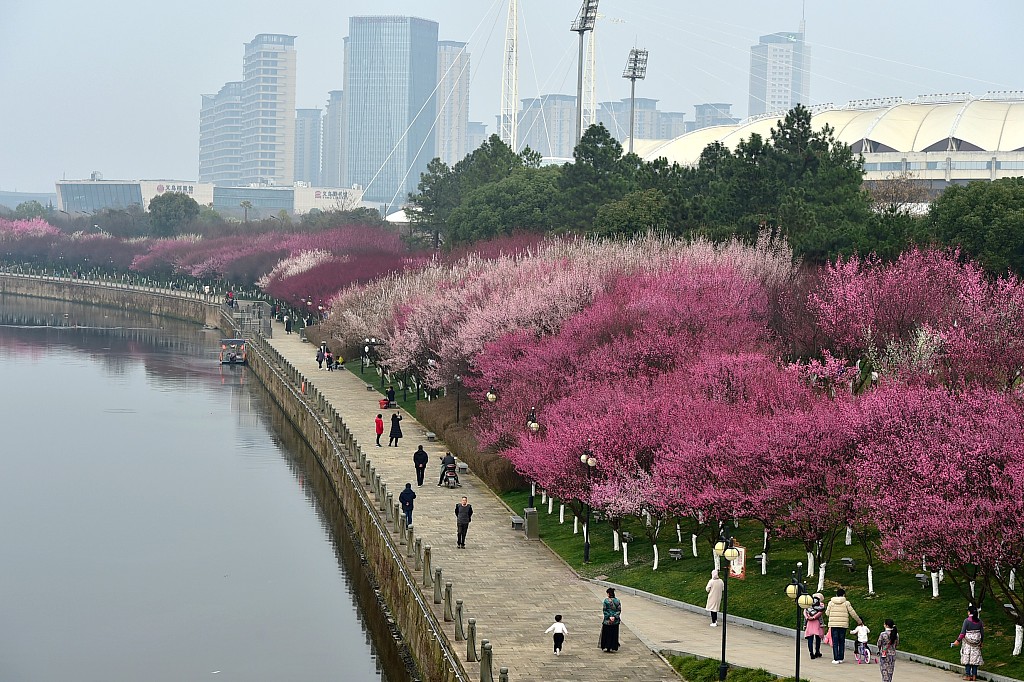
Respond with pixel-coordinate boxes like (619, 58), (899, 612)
(375, 414), (384, 447)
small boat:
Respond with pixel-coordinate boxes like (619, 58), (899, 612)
(219, 338), (247, 365)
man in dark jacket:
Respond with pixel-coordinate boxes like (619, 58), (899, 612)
(399, 483), (416, 525)
(413, 445), (429, 486)
(455, 496), (473, 548)
(438, 452), (459, 486)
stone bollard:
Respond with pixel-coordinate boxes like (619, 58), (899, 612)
(414, 538), (423, 570)
(466, 618), (478, 662)
(423, 546), (432, 586)
(498, 667), (509, 682)
(399, 514), (407, 542)
(406, 526), (415, 556)
(368, 465), (375, 488)
(385, 493), (394, 521)
(480, 641), (493, 682)
(455, 600), (465, 641)
(444, 582), (454, 622)
(433, 568), (443, 604)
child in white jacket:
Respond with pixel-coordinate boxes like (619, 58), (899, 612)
(544, 615), (568, 655)
(852, 622), (871, 663)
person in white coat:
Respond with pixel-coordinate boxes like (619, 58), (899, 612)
(706, 570), (725, 626)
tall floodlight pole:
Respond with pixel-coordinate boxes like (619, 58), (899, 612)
(622, 48), (649, 154)
(571, 0), (599, 145)
(583, 19), (597, 129)
(500, 0), (519, 150)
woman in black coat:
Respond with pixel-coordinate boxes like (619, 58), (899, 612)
(388, 412), (403, 447)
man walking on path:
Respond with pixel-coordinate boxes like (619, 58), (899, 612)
(399, 483), (416, 525)
(455, 496), (473, 548)
(413, 445), (429, 486)
(825, 587), (863, 665)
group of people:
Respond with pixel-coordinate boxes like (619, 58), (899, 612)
(374, 411), (403, 447)
(704, 573), (985, 682)
(315, 342), (342, 371)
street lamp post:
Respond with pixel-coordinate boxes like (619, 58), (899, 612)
(453, 374), (462, 422)
(786, 562), (815, 682)
(580, 447), (596, 563)
(526, 407), (540, 508)
(714, 531), (740, 681)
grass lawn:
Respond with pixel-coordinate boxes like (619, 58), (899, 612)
(501, 490), (1024, 680)
(667, 655), (802, 682)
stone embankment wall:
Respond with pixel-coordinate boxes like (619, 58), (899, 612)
(2, 274), (464, 682)
(0, 275), (222, 327)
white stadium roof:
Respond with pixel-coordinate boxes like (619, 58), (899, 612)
(639, 94), (1024, 167)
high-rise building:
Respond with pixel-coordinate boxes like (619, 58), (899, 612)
(322, 90), (345, 187)
(295, 109), (322, 186)
(518, 94), (577, 159)
(436, 40), (471, 165)
(596, 98), (688, 142)
(240, 34), (297, 186)
(467, 121), (488, 155)
(199, 81), (243, 184)
(692, 103), (740, 131)
(343, 16), (439, 205)
(748, 24), (810, 117)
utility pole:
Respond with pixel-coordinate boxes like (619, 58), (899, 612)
(571, 0), (599, 146)
(622, 48), (649, 154)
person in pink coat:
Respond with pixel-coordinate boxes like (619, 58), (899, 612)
(803, 592), (826, 659)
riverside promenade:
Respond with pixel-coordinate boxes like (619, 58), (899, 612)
(266, 320), (964, 682)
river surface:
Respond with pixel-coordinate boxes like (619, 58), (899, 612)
(0, 295), (407, 682)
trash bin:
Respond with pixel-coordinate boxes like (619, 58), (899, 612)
(524, 507), (539, 540)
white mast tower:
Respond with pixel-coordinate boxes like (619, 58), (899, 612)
(500, 0), (519, 151)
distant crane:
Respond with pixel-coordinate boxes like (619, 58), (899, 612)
(500, 0), (519, 150)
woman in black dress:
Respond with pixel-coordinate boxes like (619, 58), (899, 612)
(388, 412), (403, 446)
(600, 587), (621, 652)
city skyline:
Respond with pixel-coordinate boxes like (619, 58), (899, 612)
(3, 0), (1022, 192)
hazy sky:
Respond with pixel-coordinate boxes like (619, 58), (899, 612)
(2, 0), (1020, 192)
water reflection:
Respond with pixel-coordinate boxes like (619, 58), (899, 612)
(0, 294), (412, 682)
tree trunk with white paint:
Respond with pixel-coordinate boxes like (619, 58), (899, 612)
(692, 534), (698, 557)
(548, 498), (553, 514)
(573, 517), (578, 534)
(817, 563), (827, 593)
(806, 552), (815, 577)
(761, 551), (768, 575)
(970, 580), (976, 600)
(653, 545), (660, 571)
(763, 529), (769, 551)
(559, 504), (564, 524)
(845, 526), (852, 545)
(613, 529), (620, 551)
(677, 523), (682, 543)
(541, 490), (547, 505)
(867, 564), (875, 595)
(931, 572), (940, 598)
(1011, 569), (1017, 591)
(1013, 624), (1022, 656)
(623, 542), (629, 567)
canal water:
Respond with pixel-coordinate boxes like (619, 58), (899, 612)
(0, 295), (410, 682)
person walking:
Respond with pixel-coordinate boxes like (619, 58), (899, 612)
(705, 570), (724, 627)
(825, 588), (863, 664)
(600, 587), (621, 652)
(455, 496), (473, 548)
(284, 315), (292, 334)
(398, 483), (416, 525)
(316, 348), (325, 369)
(803, 592), (826, 659)
(388, 411), (403, 447)
(413, 445), (429, 486)
(544, 615), (568, 656)
(877, 619), (899, 682)
(952, 605), (984, 680)
(374, 414), (384, 447)
(325, 350), (334, 371)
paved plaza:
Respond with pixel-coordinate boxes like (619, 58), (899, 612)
(266, 320), (962, 682)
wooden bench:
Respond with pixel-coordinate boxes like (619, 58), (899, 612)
(668, 548), (684, 561)
(511, 515), (525, 531)
(915, 573), (930, 588)
(840, 557), (856, 573)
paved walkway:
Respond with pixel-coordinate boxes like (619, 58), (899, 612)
(265, 320), (962, 682)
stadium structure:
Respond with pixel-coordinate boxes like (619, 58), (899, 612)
(634, 92), (1024, 192)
